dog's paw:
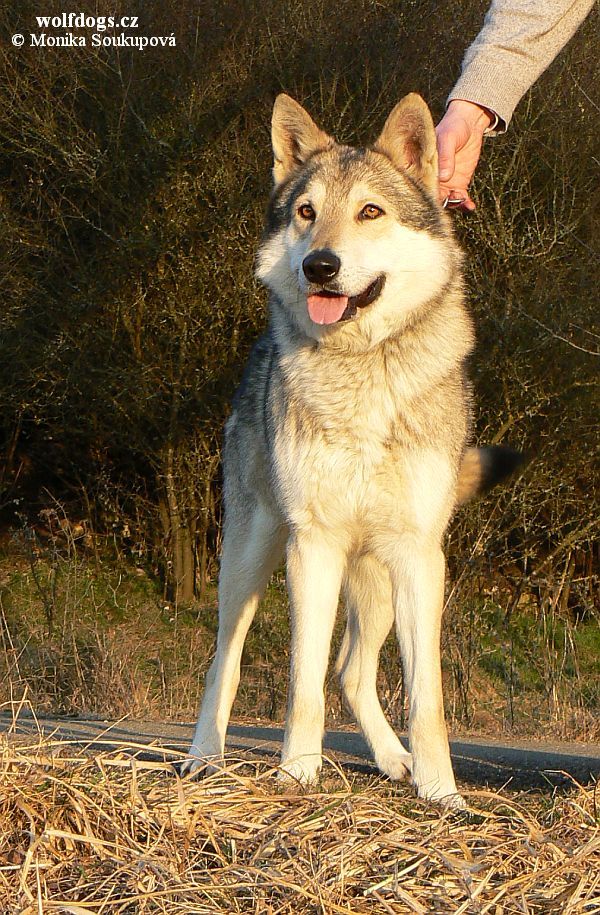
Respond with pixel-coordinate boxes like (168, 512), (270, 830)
(278, 754), (322, 786)
(439, 791), (467, 812)
(411, 759), (463, 808)
(413, 776), (465, 809)
(375, 748), (412, 781)
(415, 783), (466, 810)
(177, 747), (224, 779)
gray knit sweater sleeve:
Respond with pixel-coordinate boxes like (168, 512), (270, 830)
(447, 0), (595, 132)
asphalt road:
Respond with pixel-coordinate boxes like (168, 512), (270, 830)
(2, 714), (599, 789)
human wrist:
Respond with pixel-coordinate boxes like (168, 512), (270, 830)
(446, 99), (495, 134)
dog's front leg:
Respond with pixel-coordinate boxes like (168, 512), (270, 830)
(182, 505), (286, 776)
(280, 530), (345, 784)
(391, 542), (464, 808)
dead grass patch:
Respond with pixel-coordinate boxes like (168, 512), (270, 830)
(1, 733), (598, 913)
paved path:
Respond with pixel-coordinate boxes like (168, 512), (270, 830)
(2, 714), (598, 789)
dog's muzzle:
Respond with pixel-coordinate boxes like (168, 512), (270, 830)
(306, 274), (385, 325)
(344, 275), (385, 317)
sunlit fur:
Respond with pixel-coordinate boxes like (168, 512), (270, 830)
(182, 94), (515, 808)
(257, 164), (459, 350)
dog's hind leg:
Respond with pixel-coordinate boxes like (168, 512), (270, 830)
(279, 529), (346, 784)
(182, 502), (286, 775)
(390, 541), (464, 808)
(336, 554), (412, 781)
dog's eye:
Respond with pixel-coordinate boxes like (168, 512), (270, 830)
(298, 204), (316, 221)
(360, 204), (384, 220)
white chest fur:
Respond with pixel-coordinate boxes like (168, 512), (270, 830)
(270, 343), (458, 545)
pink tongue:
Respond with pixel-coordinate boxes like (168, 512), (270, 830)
(307, 293), (349, 325)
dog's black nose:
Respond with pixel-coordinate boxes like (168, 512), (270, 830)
(302, 250), (341, 284)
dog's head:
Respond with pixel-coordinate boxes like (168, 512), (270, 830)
(256, 94), (461, 347)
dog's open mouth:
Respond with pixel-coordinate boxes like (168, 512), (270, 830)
(307, 275), (385, 325)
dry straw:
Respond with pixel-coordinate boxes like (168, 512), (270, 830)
(1, 733), (598, 914)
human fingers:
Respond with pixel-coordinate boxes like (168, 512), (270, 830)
(436, 125), (457, 184)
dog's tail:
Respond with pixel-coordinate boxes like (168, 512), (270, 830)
(456, 445), (526, 506)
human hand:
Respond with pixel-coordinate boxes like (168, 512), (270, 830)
(435, 100), (495, 211)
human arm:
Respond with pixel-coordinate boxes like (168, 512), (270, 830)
(437, 0), (595, 209)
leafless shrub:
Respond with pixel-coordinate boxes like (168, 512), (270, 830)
(0, 0), (597, 725)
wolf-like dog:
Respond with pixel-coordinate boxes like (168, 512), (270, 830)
(183, 93), (521, 806)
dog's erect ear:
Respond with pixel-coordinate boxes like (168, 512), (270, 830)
(271, 94), (333, 186)
(373, 94), (438, 194)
